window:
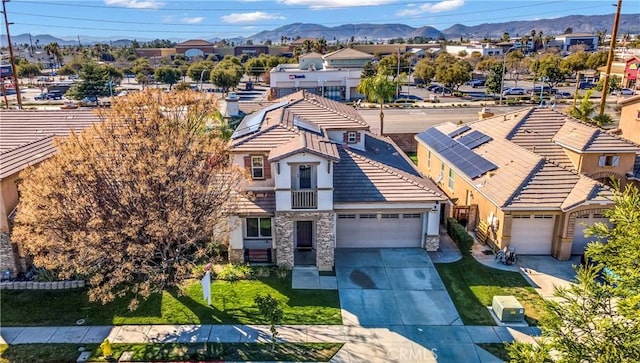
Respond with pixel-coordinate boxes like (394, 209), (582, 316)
(427, 150), (431, 169)
(439, 163), (445, 180)
(403, 213), (421, 219)
(251, 156), (264, 179)
(347, 131), (357, 144)
(358, 214), (377, 219)
(246, 217), (272, 238)
(598, 155), (620, 167)
(338, 214), (356, 219)
(448, 168), (455, 189)
(381, 214), (399, 219)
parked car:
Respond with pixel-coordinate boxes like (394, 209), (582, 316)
(426, 84), (442, 91)
(619, 88), (636, 95)
(431, 86), (452, 94)
(46, 90), (63, 100)
(395, 94), (423, 101)
(80, 96), (98, 106)
(465, 79), (485, 88)
(556, 91), (573, 99)
(34, 93), (47, 100)
(530, 86), (553, 95)
(578, 81), (595, 90)
(502, 87), (525, 95)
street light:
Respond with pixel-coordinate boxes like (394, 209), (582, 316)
(498, 46), (517, 105)
(199, 69), (206, 92)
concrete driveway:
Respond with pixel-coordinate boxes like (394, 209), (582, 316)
(335, 248), (462, 327)
(517, 255), (580, 299)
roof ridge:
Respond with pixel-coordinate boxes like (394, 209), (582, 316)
(505, 107), (536, 140)
(0, 134), (54, 155)
(502, 158), (546, 207)
(344, 148), (438, 194)
(305, 95), (368, 126)
(232, 124), (282, 147)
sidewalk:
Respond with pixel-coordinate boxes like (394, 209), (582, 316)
(1, 324), (539, 362)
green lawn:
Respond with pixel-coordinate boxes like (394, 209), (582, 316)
(477, 343), (510, 361)
(435, 256), (546, 326)
(0, 277), (341, 326)
(0, 343), (92, 363)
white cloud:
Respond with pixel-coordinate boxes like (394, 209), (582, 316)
(397, 0), (464, 16)
(278, 0), (394, 9)
(181, 17), (204, 24)
(221, 12), (285, 24)
(104, 0), (163, 9)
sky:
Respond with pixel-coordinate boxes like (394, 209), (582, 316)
(2, 0), (636, 41)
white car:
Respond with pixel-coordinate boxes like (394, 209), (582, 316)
(503, 87), (525, 95)
(619, 88), (636, 95)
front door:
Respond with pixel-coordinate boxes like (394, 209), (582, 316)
(299, 165), (312, 189)
(296, 221), (313, 249)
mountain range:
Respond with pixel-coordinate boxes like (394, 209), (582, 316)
(4, 13), (639, 47)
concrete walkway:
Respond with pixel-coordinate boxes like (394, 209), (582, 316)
(428, 226), (463, 263)
(0, 324), (539, 362)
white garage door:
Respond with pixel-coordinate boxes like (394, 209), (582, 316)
(336, 212), (422, 248)
(572, 215), (610, 255)
(509, 215), (555, 255)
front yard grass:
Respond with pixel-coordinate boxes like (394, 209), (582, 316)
(0, 343), (92, 363)
(1, 276), (341, 326)
(477, 343), (510, 361)
(435, 256), (546, 326)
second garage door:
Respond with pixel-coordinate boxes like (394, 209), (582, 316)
(572, 214), (610, 255)
(336, 212), (423, 248)
(509, 215), (555, 255)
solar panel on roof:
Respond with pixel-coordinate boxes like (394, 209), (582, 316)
(448, 125), (471, 137)
(417, 128), (497, 179)
(232, 101), (289, 139)
(457, 130), (493, 149)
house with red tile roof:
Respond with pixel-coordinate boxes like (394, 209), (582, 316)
(0, 110), (103, 276)
(228, 91), (447, 270)
(415, 107), (640, 260)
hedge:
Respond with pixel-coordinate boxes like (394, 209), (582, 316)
(446, 218), (474, 256)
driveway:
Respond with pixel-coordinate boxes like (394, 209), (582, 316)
(335, 248), (462, 327)
(517, 255), (579, 299)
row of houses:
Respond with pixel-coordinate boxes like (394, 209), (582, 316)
(2, 94), (639, 274)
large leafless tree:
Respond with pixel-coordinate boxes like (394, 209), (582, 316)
(13, 90), (248, 309)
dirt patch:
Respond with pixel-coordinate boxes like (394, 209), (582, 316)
(349, 269), (377, 289)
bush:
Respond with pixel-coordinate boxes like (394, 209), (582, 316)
(446, 218), (474, 255)
(214, 264), (252, 281)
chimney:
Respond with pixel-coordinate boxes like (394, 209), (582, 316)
(478, 107), (494, 120)
(223, 92), (239, 117)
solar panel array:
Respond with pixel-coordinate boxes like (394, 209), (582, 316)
(232, 101), (289, 139)
(417, 128), (498, 179)
(457, 130), (493, 150)
(448, 125), (471, 137)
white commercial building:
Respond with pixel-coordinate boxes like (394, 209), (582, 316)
(445, 44), (504, 57)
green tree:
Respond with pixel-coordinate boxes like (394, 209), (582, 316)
(254, 294), (283, 352)
(560, 51), (589, 75)
(505, 50), (529, 86)
(568, 90), (595, 122)
(435, 58), (472, 91)
(413, 58), (436, 86)
(244, 57), (266, 81)
(361, 61), (376, 79)
(356, 73), (397, 134)
(187, 61), (215, 82)
(485, 62), (504, 95)
(210, 59), (244, 93)
(508, 185), (640, 362)
(43, 42), (62, 67)
(154, 66), (182, 90)
(131, 58), (154, 76)
(595, 74), (621, 94)
(377, 53), (412, 78)
(58, 64), (77, 76)
(534, 54), (567, 88)
(586, 51), (608, 70)
(12, 90), (247, 310)
(66, 62), (113, 100)
(17, 62), (41, 79)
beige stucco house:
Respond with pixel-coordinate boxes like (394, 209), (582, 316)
(415, 107), (640, 260)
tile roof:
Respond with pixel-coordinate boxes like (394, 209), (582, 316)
(322, 48), (375, 60)
(268, 133), (339, 162)
(553, 120), (640, 153)
(419, 108), (625, 211)
(0, 109), (102, 178)
(237, 191), (276, 214)
(299, 52), (324, 59)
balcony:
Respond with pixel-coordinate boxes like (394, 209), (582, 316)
(291, 190), (317, 209)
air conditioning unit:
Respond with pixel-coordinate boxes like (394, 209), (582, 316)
(492, 296), (525, 322)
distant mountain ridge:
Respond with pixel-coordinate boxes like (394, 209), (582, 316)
(3, 13), (639, 47)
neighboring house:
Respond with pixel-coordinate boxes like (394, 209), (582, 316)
(617, 94), (640, 186)
(415, 107), (640, 260)
(228, 91), (446, 271)
(554, 34), (599, 52)
(0, 110), (102, 276)
(269, 48), (375, 101)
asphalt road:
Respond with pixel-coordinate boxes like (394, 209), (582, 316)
(358, 106), (527, 134)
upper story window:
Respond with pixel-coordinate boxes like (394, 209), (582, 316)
(448, 168), (455, 189)
(246, 217), (272, 238)
(346, 131), (358, 144)
(598, 155), (620, 167)
(251, 156), (264, 179)
(439, 163), (445, 181)
(427, 150), (431, 169)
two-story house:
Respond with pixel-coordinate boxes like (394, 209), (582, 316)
(228, 91), (446, 271)
(415, 107), (640, 260)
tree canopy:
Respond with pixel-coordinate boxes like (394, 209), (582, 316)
(13, 90), (248, 310)
(210, 58), (244, 92)
(154, 66), (182, 89)
(356, 73), (397, 134)
(66, 62), (120, 100)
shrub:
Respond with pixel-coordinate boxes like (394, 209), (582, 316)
(275, 267), (289, 280)
(252, 266), (272, 279)
(214, 264), (252, 281)
(446, 218), (474, 256)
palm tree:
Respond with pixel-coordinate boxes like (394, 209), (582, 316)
(301, 39), (315, 54)
(568, 90), (595, 122)
(315, 38), (327, 54)
(356, 74), (397, 135)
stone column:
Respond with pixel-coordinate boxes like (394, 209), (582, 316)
(424, 235), (440, 252)
(0, 232), (17, 278)
(274, 213), (294, 269)
(315, 212), (335, 271)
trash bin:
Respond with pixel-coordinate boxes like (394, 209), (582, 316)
(245, 82), (254, 91)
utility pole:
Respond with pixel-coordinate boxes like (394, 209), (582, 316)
(28, 32), (33, 56)
(598, 0), (622, 117)
(1, 0), (22, 109)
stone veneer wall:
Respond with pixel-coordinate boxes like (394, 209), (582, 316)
(424, 235), (440, 252)
(0, 232), (17, 277)
(274, 211), (335, 270)
(228, 249), (244, 264)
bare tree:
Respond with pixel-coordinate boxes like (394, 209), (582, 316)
(13, 90), (248, 309)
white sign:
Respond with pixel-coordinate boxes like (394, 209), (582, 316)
(201, 270), (211, 305)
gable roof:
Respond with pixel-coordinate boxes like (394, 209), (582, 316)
(269, 133), (339, 162)
(553, 120), (639, 153)
(299, 52), (324, 59)
(177, 39), (213, 46)
(0, 110), (102, 179)
(322, 48), (375, 60)
(416, 108), (623, 211)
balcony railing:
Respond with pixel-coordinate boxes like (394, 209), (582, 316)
(291, 190), (317, 209)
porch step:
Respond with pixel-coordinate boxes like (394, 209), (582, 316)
(292, 266), (319, 278)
